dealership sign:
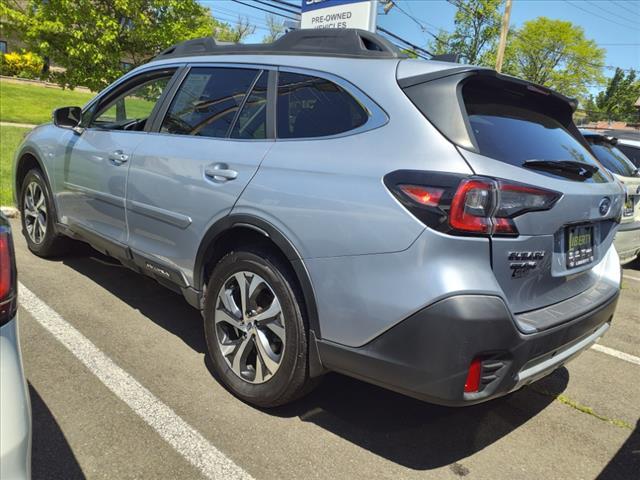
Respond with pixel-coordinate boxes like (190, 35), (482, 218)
(300, 0), (377, 31)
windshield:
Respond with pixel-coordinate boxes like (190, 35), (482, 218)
(587, 140), (639, 177)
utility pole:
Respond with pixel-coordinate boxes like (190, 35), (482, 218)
(495, 0), (512, 73)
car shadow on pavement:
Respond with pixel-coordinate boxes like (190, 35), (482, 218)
(61, 247), (207, 354)
(596, 420), (640, 480)
(62, 246), (567, 472)
(29, 383), (85, 480)
(266, 368), (568, 471)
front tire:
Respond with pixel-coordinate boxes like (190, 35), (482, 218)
(20, 169), (69, 257)
(204, 248), (315, 407)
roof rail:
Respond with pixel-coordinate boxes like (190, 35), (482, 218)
(153, 29), (407, 61)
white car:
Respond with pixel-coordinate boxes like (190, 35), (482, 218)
(582, 130), (640, 265)
(0, 213), (31, 479)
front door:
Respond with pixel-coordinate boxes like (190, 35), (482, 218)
(57, 69), (177, 246)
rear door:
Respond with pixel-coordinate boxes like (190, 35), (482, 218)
(402, 70), (625, 314)
(125, 65), (272, 283)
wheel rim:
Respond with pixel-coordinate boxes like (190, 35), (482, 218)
(214, 271), (286, 384)
(23, 181), (47, 245)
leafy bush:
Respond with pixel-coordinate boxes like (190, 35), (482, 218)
(0, 51), (45, 79)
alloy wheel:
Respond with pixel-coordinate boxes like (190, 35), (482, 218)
(214, 271), (286, 384)
(23, 181), (47, 244)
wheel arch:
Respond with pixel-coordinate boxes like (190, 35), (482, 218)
(14, 147), (53, 210)
(195, 214), (322, 340)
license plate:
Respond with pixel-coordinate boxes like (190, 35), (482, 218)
(566, 225), (594, 269)
(623, 196), (635, 217)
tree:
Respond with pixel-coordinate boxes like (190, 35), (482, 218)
(592, 68), (640, 123)
(500, 17), (605, 99)
(0, 0), (237, 90)
(428, 0), (504, 65)
(262, 14), (285, 43)
(227, 16), (256, 43)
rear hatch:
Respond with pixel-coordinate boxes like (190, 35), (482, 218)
(399, 66), (625, 326)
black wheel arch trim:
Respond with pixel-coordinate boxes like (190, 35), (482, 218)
(194, 214), (322, 340)
(15, 146), (55, 208)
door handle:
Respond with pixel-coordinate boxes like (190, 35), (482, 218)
(205, 163), (238, 182)
(109, 150), (129, 165)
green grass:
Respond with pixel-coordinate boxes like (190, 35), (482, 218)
(1, 126), (31, 205)
(0, 79), (94, 125)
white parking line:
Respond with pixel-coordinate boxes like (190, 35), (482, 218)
(18, 282), (253, 480)
(591, 343), (640, 366)
(623, 273), (640, 283)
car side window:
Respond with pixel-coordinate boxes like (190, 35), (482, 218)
(230, 71), (268, 140)
(161, 67), (259, 138)
(90, 72), (174, 131)
(276, 72), (368, 139)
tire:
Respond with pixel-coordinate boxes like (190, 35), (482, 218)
(204, 247), (316, 407)
(20, 169), (70, 257)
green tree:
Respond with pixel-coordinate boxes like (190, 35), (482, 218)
(262, 14), (285, 43)
(592, 68), (640, 123)
(500, 17), (605, 99)
(0, 0), (237, 90)
(428, 0), (504, 65)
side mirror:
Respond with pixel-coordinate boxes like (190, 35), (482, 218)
(53, 106), (82, 129)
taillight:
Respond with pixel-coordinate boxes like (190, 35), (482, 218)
(385, 171), (561, 237)
(0, 228), (17, 326)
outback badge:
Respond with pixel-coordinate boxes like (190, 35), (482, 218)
(509, 251), (545, 278)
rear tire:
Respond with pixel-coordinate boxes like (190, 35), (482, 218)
(20, 169), (70, 257)
(204, 247), (316, 407)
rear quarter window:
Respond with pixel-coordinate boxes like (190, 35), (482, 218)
(617, 144), (640, 168)
(586, 140), (639, 177)
(276, 72), (368, 139)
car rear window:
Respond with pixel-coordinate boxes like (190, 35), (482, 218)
(586, 140), (639, 177)
(462, 81), (607, 182)
(277, 72), (367, 139)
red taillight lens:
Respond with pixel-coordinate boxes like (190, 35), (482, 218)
(0, 229), (17, 326)
(399, 185), (444, 207)
(464, 358), (482, 393)
(0, 232), (11, 300)
(449, 179), (495, 234)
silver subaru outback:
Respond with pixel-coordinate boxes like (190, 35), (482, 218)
(13, 29), (625, 407)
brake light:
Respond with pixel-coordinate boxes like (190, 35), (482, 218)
(0, 229), (17, 326)
(464, 358), (482, 393)
(386, 171), (561, 237)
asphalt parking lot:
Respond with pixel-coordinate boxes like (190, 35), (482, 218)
(10, 217), (640, 480)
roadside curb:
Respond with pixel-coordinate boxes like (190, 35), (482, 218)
(0, 121), (38, 129)
(0, 206), (19, 218)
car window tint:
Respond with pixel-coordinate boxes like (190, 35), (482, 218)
(230, 71), (268, 140)
(617, 144), (640, 168)
(91, 75), (173, 130)
(277, 72), (367, 139)
(462, 81), (608, 183)
(161, 67), (259, 138)
(587, 141), (639, 177)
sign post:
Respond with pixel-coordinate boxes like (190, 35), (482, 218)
(300, 0), (378, 32)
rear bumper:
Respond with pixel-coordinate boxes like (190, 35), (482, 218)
(615, 222), (640, 265)
(317, 291), (619, 406)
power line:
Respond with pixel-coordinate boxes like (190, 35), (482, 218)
(229, 0), (299, 21)
(610, 0), (640, 17)
(377, 26), (433, 57)
(564, 0), (639, 31)
(250, 0), (301, 16)
(388, 0), (450, 47)
(583, 0), (639, 28)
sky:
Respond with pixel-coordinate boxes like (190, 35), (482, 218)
(200, 0), (640, 87)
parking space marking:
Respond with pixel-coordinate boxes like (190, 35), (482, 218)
(591, 343), (640, 366)
(623, 273), (640, 282)
(18, 282), (254, 480)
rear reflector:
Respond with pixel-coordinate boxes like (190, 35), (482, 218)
(464, 358), (482, 393)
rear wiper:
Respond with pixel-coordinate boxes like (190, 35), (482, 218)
(523, 159), (599, 178)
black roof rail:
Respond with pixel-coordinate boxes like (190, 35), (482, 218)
(153, 29), (407, 61)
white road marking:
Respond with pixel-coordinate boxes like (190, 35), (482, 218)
(591, 343), (640, 366)
(18, 282), (253, 480)
(623, 273), (640, 283)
